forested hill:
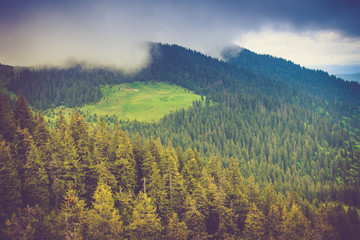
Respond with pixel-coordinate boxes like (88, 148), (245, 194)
(0, 43), (360, 239)
(0, 43), (289, 111)
(2, 43), (359, 114)
(222, 47), (360, 108)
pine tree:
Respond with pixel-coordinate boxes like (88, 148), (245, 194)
(13, 93), (35, 134)
(49, 113), (82, 208)
(69, 111), (93, 203)
(59, 189), (87, 240)
(0, 139), (21, 221)
(128, 191), (162, 240)
(243, 203), (266, 240)
(32, 112), (50, 149)
(266, 204), (282, 239)
(22, 142), (50, 207)
(280, 203), (311, 240)
(183, 195), (209, 240)
(166, 212), (189, 240)
(111, 124), (136, 193)
(0, 93), (16, 142)
(115, 186), (135, 227)
(163, 141), (187, 217)
(132, 133), (146, 194)
(87, 181), (123, 240)
(13, 127), (33, 205)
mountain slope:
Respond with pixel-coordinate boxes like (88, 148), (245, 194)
(222, 47), (360, 107)
(0, 43), (359, 208)
(336, 73), (360, 83)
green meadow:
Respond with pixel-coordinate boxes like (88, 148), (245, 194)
(45, 81), (202, 124)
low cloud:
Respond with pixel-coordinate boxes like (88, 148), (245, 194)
(234, 28), (360, 69)
(0, 0), (360, 73)
(0, 5), (152, 73)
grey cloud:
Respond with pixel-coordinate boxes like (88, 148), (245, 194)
(0, 0), (359, 70)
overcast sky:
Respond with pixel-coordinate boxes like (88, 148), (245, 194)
(0, 0), (359, 73)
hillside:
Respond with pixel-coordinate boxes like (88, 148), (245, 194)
(0, 43), (359, 239)
(336, 73), (360, 83)
(222, 47), (360, 109)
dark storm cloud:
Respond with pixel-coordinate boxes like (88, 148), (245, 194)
(208, 0), (360, 36)
(2, 0), (359, 35)
(0, 0), (359, 71)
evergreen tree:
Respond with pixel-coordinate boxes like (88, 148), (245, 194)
(128, 191), (162, 240)
(166, 212), (189, 240)
(49, 113), (81, 208)
(59, 189), (87, 240)
(266, 204), (282, 239)
(32, 112), (50, 149)
(132, 133), (146, 194)
(0, 93), (16, 142)
(0, 139), (21, 222)
(22, 142), (50, 207)
(87, 181), (123, 240)
(13, 93), (35, 134)
(115, 186), (134, 228)
(183, 195), (209, 240)
(111, 124), (136, 193)
(243, 203), (266, 240)
(280, 203), (311, 240)
(13, 127), (33, 205)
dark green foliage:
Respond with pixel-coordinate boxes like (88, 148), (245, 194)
(14, 93), (35, 134)
(0, 140), (21, 223)
(0, 93), (16, 142)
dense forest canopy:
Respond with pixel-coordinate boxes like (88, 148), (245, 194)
(0, 43), (359, 239)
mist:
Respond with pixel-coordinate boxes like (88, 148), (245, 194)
(0, 0), (359, 73)
(0, 1), (241, 72)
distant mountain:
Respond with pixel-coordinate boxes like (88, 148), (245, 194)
(222, 46), (360, 107)
(336, 73), (360, 83)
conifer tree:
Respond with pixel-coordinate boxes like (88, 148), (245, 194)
(22, 142), (50, 207)
(116, 186), (135, 227)
(49, 113), (82, 208)
(13, 93), (35, 134)
(111, 124), (136, 193)
(132, 133), (146, 194)
(59, 189), (87, 240)
(0, 139), (21, 221)
(69, 111), (93, 202)
(163, 141), (187, 216)
(166, 212), (189, 240)
(280, 203), (311, 240)
(243, 203), (266, 240)
(0, 93), (16, 142)
(129, 191), (162, 240)
(87, 181), (123, 240)
(147, 160), (168, 222)
(13, 127), (33, 204)
(266, 204), (282, 239)
(32, 112), (50, 149)
(183, 195), (209, 240)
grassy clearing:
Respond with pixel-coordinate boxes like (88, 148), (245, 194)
(45, 81), (202, 124)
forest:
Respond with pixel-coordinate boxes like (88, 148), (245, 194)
(0, 43), (360, 239)
(0, 93), (359, 239)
